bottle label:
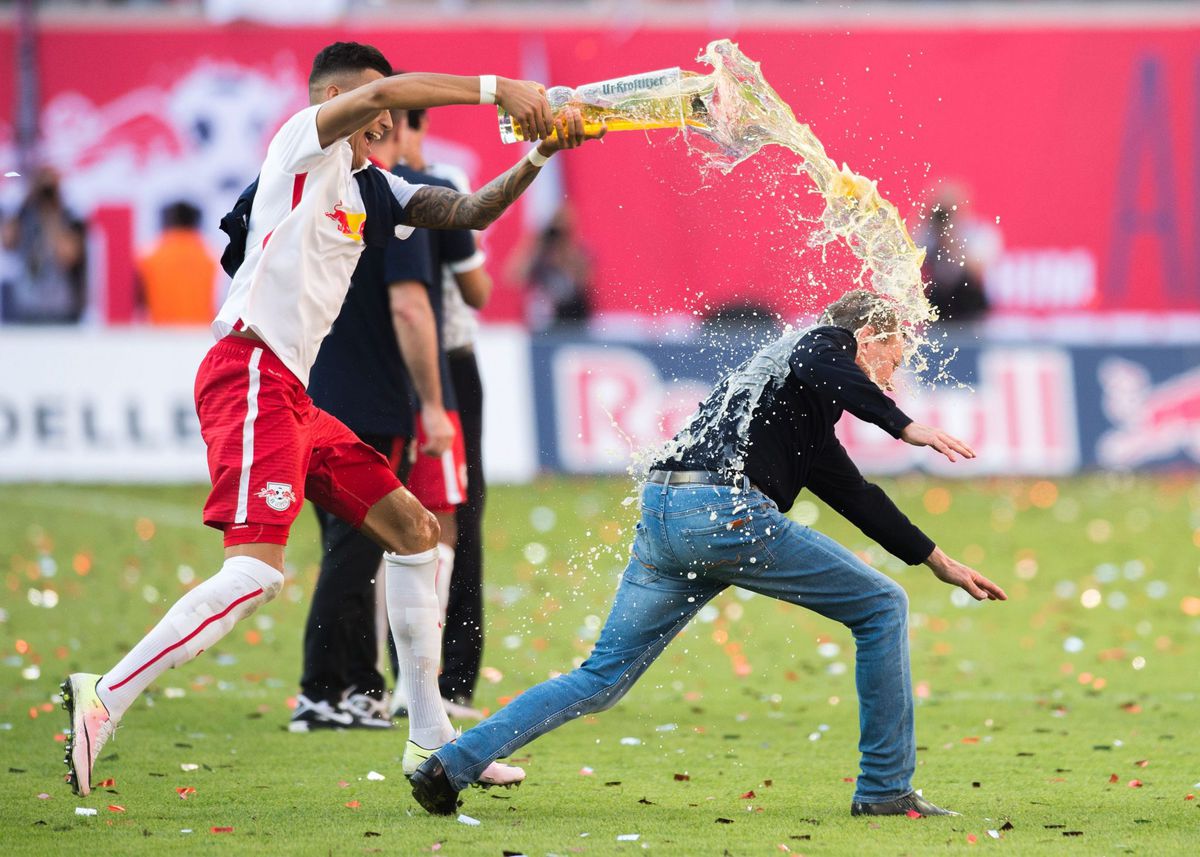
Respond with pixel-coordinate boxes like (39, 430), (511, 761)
(579, 68), (681, 104)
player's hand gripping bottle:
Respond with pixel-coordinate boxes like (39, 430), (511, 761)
(497, 67), (715, 143)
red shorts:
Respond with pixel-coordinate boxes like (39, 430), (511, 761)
(407, 410), (468, 514)
(195, 337), (402, 547)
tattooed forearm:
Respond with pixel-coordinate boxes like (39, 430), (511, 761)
(404, 156), (543, 231)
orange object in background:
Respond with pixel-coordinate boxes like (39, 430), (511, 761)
(136, 201), (217, 325)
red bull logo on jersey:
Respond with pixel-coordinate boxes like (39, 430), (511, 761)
(256, 481), (297, 512)
(1097, 359), (1200, 468)
(325, 202), (366, 241)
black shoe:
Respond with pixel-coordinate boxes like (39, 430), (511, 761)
(851, 791), (960, 817)
(287, 694), (353, 733)
(410, 756), (462, 816)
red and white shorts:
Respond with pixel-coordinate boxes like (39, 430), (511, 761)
(407, 410), (468, 514)
(195, 337), (402, 547)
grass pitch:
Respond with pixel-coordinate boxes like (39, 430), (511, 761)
(0, 475), (1197, 855)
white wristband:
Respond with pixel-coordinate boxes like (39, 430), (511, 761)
(479, 74), (497, 105)
(526, 147), (551, 168)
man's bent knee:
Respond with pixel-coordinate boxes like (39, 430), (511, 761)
(361, 489), (440, 555)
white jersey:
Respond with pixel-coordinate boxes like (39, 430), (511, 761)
(425, 161), (484, 350)
(214, 105), (422, 385)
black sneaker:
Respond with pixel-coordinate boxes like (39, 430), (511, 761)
(851, 791), (960, 817)
(410, 756), (462, 815)
(339, 692), (393, 729)
(288, 694), (353, 732)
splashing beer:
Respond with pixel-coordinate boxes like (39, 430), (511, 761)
(501, 40), (936, 356)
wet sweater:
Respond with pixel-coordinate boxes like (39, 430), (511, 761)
(653, 325), (935, 565)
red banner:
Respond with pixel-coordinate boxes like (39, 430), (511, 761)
(1, 20), (1197, 322)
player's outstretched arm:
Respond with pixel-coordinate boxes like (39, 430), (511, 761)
(316, 74), (554, 149)
(900, 421), (976, 463)
(925, 547), (1007, 601)
(404, 109), (604, 231)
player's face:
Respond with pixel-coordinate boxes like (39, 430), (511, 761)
(854, 327), (904, 391)
(344, 69), (389, 169)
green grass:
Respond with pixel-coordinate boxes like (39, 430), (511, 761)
(1, 475), (1198, 855)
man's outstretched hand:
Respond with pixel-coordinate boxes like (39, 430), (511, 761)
(925, 547), (1007, 601)
(900, 422), (976, 463)
(537, 107), (607, 153)
(495, 78), (554, 142)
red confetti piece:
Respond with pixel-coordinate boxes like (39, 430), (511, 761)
(98, 778), (115, 787)
(1185, 794), (1195, 801)
(338, 780), (350, 788)
(740, 791), (756, 799)
(345, 801), (361, 808)
(210, 826), (233, 833)
(1135, 759), (1149, 768)
(961, 736), (980, 744)
(1128, 780), (1143, 788)
(107, 805), (125, 813)
(967, 834), (978, 844)
(1109, 774), (1119, 783)
(53, 733), (66, 743)
(906, 809), (922, 819)
(176, 786), (196, 799)
(40, 702), (54, 712)
(1121, 702), (1142, 713)
(674, 773), (690, 782)
(842, 777), (856, 783)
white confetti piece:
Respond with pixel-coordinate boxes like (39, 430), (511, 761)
(580, 766), (594, 775)
(180, 829), (193, 834)
(457, 813), (480, 826)
(656, 723), (677, 732)
(620, 737), (642, 746)
(617, 834), (640, 841)
(164, 688), (186, 699)
(4, 171), (20, 178)
(987, 830), (1000, 839)
(180, 763), (199, 772)
(366, 771), (385, 781)
(75, 807), (97, 816)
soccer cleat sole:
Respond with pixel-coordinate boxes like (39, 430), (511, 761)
(60, 678), (88, 796)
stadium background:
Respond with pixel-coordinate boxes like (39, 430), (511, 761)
(1, 2), (1199, 486)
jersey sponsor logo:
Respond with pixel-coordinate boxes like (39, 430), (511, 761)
(256, 481), (297, 512)
(325, 202), (366, 241)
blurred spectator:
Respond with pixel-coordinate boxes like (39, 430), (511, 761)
(510, 204), (594, 331)
(0, 168), (87, 324)
(136, 200), (217, 325)
(917, 186), (1001, 324)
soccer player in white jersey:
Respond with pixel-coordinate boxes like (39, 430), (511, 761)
(59, 42), (601, 797)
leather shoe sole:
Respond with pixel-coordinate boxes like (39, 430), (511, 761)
(410, 756), (461, 816)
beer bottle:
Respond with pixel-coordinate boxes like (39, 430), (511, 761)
(498, 67), (715, 143)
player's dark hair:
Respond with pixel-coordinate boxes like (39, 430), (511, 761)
(821, 289), (900, 335)
(309, 42), (392, 97)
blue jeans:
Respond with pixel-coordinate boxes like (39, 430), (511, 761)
(435, 480), (915, 803)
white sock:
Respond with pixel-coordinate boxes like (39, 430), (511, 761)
(434, 542), (455, 625)
(385, 548), (454, 748)
(97, 556), (283, 721)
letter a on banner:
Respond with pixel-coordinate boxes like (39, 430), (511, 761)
(1107, 56), (1185, 308)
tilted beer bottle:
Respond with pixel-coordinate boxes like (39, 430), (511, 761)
(498, 67), (715, 143)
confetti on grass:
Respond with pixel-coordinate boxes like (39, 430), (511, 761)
(457, 814), (481, 826)
(75, 807), (97, 816)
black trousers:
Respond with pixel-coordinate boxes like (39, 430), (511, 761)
(439, 348), (486, 702)
(300, 433), (407, 704)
